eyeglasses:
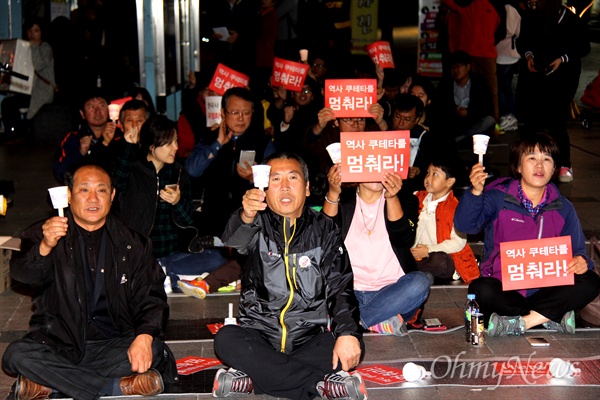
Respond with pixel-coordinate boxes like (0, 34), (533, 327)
(300, 88), (312, 94)
(225, 109), (253, 118)
(393, 114), (417, 123)
(311, 63), (325, 68)
(340, 118), (366, 125)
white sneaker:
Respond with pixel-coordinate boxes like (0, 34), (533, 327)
(558, 167), (573, 183)
(499, 114), (516, 130)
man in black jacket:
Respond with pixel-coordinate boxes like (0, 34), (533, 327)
(433, 50), (496, 142)
(212, 152), (367, 400)
(2, 163), (176, 400)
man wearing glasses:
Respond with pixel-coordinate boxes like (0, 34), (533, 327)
(305, 102), (388, 175)
(185, 87), (270, 236)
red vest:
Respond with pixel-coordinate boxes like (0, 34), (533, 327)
(416, 190), (480, 283)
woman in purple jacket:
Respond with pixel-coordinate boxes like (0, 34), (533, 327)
(455, 133), (600, 336)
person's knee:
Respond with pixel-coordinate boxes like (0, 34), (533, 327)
(2, 340), (28, 374)
(411, 272), (432, 292)
(214, 325), (243, 359)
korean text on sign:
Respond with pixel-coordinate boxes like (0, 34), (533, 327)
(208, 63), (249, 96)
(365, 41), (395, 68)
(324, 79), (377, 118)
(500, 236), (574, 291)
(271, 58), (308, 92)
(340, 130), (410, 182)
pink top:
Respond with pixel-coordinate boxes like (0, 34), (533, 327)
(344, 192), (404, 291)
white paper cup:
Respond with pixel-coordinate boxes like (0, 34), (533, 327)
(549, 358), (580, 378)
(299, 49), (309, 62)
(48, 186), (69, 217)
(326, 142), (342, 164)
(403, 362), (429, 382)
(0, 195), (5, 216)
(252, 165), (271, 191)
(473, 134), (490, 155)
(108, 104), (121, 121)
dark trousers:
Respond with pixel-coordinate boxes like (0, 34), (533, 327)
(1, 93), (30, 136)
(469, 271), (600, 326)
(214, 325), (364, 400)
(2, 336), (168, 400)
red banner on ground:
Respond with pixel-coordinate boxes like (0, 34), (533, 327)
(366, 41), (395, 68)
(500, 236), (574, 291)
(324, 79), (378, 118)
(271, 58), (308, 92)
(208, 63), (249, 96)
(340, 131), (410, 182)
(206, 323), (224, 335)
(356, 365), (406, 385)
(176, 356), (222, 375)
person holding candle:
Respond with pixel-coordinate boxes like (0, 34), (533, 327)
(322, 163), (430, 336)
(113, 115), (228, 292)
(454, 132), (600, 336)
(213, 152), (367, 400)
(3, 163), (176, 400)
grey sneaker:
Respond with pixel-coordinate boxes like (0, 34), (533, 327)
(487, 313), (526, 336)
(316, 371), (368, 400)
(543, 310), (576, 334)
(212, 368), (253, 397)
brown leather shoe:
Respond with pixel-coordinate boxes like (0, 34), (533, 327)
(119, 369), (164, 396)
(15, 375), (52, 400)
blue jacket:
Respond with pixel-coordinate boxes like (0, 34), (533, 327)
(454, 178), (591, 284)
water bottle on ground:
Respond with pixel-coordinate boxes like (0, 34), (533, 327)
(465, 294), (479, 342)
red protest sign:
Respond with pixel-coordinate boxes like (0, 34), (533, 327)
(324, 79), (378, 118)
(500, 236), (574, 291)
(366, 41), (395, 68)
(340, 131), (410, 182)
(176, 356), (222, 375)
(110, 96), (133, 107)
(272, 58), (308, 92)
(356, 365), (406, 385)
(208, 63), (249, 96)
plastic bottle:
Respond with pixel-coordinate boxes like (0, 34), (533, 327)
(465, 294), (479, 342)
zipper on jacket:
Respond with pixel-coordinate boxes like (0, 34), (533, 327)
(537, 214), (544, 239)
(279, 217), (296, 353)
(147, 175), (160, 235)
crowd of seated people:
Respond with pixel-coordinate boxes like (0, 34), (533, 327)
(2, 1), (598, 398)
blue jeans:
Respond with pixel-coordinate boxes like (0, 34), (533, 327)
(354, 271), (430, 328)
(158, 249), (228, 290)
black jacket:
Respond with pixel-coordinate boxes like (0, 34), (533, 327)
(222, 206), (361, 353)
(10, 212), (170, 365)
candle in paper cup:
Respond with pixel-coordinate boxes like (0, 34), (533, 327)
(472, 134), (490, 163)
(252, 165), (271, 191)
(326, 142), (342, 164)
(108, 104), (122, 121)
(224, 302), (237, 325)
(299, 49), (309, 62)
(48, 186), (69, 217)
(0, 195), (5, 216)
(402, 362), (429, 382)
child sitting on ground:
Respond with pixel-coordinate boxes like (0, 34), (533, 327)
(411, 159), (480, 283)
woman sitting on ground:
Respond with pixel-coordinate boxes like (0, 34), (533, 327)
(323, 164), (430, 335)
(455, 132), (600, 336)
